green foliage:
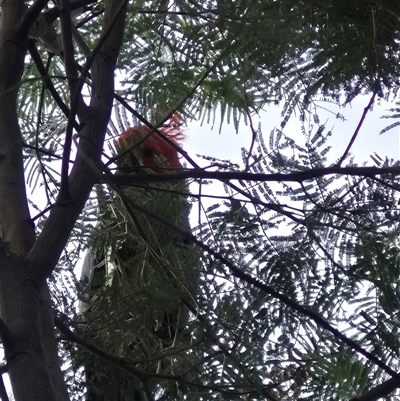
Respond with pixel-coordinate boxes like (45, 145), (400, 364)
(10, 0), (400, 400)
(73, 119), (201, 398)
(67, 115), (400, 400)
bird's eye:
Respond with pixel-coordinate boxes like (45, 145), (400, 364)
(143, 148), (154, 158)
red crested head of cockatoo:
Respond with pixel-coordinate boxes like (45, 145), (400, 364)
(115, 114), (184, 173)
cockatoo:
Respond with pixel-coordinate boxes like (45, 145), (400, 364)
(79, 116), (198, 401)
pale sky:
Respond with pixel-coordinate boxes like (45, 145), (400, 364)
(186, 96), (399, 168)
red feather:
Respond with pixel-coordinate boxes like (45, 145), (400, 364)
(115, 115), (184, 173)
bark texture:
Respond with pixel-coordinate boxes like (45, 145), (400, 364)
(0, 1), (127, 400)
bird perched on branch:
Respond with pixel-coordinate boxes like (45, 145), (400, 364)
(79, 115), (199, 401)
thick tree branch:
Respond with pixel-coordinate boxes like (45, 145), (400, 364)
(59, 0), (127, 200)
(58, 0), (81, 200)
(42, 0), (99, 24)
(0, 1), (36, 256)
(27, 40), (75, 124)
(350, 377), (400, 401)
(19, 0), (49, 34)
(27, 0), (127, 281)
(110, 165), (400, 185)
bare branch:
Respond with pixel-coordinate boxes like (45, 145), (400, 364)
(27, 0), (127, 280)
(350, 377), (400, 401)
(110, 165), (400, 185)
(27, 40), (73, 123)
(336, 92), (377, 166)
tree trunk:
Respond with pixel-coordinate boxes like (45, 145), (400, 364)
(0, 248), (68, 400)
(0, 1), (127, 399)
(0, 1), (36, 257)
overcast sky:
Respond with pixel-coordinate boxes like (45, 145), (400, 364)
(186, 95), (399, 168)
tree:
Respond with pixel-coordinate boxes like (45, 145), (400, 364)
(1, 1), (400, 400)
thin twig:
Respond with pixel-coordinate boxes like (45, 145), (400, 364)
(336, 92), (377, 166)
